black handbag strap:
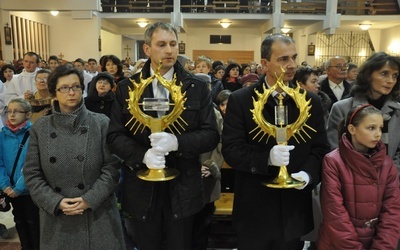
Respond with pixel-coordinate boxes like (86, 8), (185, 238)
(10, 131), (30, 186)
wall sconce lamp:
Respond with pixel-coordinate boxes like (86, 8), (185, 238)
(359, 24), (371, 31)
(50, 11), (59, 16)
(281, 27), (291, 34)
(137, 21), (149, 28)
(220, 21), (231, 28)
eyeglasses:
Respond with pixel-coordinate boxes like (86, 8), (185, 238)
(328, 64), (349, 70)
(57, 85), (82, 93)
(96, 80), (110, 85)
(36, 77), (47, 82)
(6, 109), (29, 115)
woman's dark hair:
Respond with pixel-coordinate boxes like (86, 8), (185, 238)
(48, 65), (84, 97)
(213, 65), (225, 74)
(0, 64), (16, 82)
(87, 72), (114, 97)
(212, 60), (224, 71)
(101, 55), (123, 77)
(350, 52), (400, 99)
(241, 63), (249, 75)
(338, 104), (382, 141)
(293, 66), (319, 85)
(216, 89), (232, 106)
(222, 63), (241, 84)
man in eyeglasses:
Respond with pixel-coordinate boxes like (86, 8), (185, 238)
(320, 56), (352, 111)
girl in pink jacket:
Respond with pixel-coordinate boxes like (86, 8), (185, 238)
(318, 104), (400, 249)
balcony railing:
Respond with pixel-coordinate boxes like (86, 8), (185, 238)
(100, 0), (400, 15)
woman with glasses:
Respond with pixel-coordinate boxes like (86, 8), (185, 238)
(24, 69), (52, 122)
(327, 52), (400, 168)
(23, 65), (125, 249)
(84, 72), (115, 118)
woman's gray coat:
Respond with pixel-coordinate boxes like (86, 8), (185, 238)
(327, 95), (400, 171)
(23, 101), (125, 250)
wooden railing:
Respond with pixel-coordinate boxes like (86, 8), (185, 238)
(101, 0), (399, 15)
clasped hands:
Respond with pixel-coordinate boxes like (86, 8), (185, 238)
(59, 197), (89, 216)
(143, 132), (178, 169)
(269, 145), (310, 190)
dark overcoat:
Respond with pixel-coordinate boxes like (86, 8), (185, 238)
(222, 77), (330, 245)
(107, 60), (219, 221)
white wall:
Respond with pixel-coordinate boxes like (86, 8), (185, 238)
(101, 29), (122, 59)
(8, 11), (101, 62)
(49, 15), (100, 62)
(379, 25), (400, 55)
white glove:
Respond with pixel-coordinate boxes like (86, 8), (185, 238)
(149, 132), (178, 153)
(143, 148), (166, 169)
(268, 145), (295, 166)
(291, 171), (310, 190)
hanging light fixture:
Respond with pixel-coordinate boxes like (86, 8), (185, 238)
(281, 27), (291, 34)
(359, 24), (372, 30)
(220, 21), (232, 28)
(137, 21), (149, 28)
(50, 11), (59, 16)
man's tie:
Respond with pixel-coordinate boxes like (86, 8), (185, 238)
(333, 85), (342, 101)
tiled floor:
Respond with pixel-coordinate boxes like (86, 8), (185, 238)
(0, 209), (20, 249)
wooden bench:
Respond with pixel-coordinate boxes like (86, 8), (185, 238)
(214, 192), (234, 216)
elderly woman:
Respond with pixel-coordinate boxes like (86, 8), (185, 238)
(327, 52), (400, 168)
(23, 65), (125, 250)
(84, 72), (115, 118)
(24, 69), (52, 122)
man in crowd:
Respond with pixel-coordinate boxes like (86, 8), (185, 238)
(107, 22), (219, 249)
(320, 56), (352, 110)
(222, 34), (330, 249)
(5, 51), (40, 104)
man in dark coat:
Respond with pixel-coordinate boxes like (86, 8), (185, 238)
(222, 34), (330, 250)
(320, 56), (352, 111)
(107, 22), (219, 250)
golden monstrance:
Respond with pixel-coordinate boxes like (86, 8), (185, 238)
(250, 70), (316, 188)
(126, 61), (187, 181)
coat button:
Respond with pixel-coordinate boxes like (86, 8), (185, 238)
(50, 157), (56, 163)
(80, 128), (88, 134)
(251, 167), (257, 173)
(174, 214), (178, 218)
(77, 183), (85, 190)
(77, 155), (84, 162)
(55, 187), (61, 192)
(50, 132), (57, 139)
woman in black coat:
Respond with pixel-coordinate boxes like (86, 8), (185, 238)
(221, 63), (242, 92)
(84, 72), (115, 117)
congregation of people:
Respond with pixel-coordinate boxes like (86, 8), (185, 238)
(0, 21), (400, 250)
